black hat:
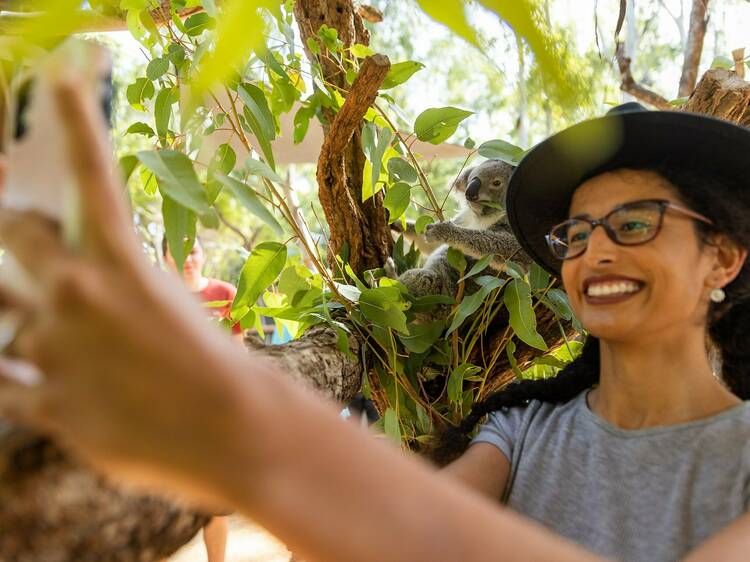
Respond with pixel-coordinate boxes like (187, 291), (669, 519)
(506, 103), (750, 275)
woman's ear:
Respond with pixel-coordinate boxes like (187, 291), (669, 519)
(708, 233), (748, 288)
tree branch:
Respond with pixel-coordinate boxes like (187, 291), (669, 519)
(678, 0), (711, 97)
(683, 68), (750, 127)
(615, 42), (671, 109)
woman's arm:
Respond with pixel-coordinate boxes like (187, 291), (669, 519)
(682, 512), (750, 562)
(443, 442), (511, 501)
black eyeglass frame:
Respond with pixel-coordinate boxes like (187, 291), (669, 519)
(545, 199), (714, 261)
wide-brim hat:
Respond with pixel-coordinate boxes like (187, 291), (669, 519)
(506, 102), (750, 275)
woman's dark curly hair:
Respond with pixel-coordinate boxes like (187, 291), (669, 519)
(433, 162), (750, 464)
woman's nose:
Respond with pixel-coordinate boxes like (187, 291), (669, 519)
(582, 225), (618, 266)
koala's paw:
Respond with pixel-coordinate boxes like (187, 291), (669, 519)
(383, 257), (398, 279)
(424, 221), (451, 243)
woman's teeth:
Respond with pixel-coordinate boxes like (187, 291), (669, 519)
(586, 282), (641, 297)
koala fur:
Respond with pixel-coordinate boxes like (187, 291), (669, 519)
(397, 159), (529, 308)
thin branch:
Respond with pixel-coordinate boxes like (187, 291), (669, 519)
(615, 42), (671, 109)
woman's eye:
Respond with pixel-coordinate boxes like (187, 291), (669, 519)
(570, 231), (589, 243)
(619, 220), (650, 232)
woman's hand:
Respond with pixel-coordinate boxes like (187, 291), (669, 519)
(0, 77), (255, 502)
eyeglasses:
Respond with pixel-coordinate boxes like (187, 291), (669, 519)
(545, 199), (714, 261)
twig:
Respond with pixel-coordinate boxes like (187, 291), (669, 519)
(614, 42), (671, 109)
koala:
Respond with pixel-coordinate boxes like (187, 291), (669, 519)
(397, 159), (528, 308)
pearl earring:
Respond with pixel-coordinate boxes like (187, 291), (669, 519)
(710, 288), (726, 303)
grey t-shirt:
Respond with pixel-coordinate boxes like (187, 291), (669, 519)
(472, 390), (750, 562)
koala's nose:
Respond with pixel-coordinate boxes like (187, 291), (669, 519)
(465, 177), (481, 201)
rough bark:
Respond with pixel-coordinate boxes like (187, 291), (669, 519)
(294, 0), (393, 277)
(244, 325), (363, 402)
(683, 69), (750, 126)
(678, 0), (711, 97)
(0, 426), (209, 562)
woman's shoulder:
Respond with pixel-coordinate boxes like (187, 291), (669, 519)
(484, 388), (587, 429)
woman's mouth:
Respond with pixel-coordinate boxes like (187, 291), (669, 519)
(583, 277), (645, 304)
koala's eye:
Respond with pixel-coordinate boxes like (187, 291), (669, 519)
(492, 179), (503, 186)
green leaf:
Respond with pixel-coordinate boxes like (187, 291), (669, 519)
(215, 173), (283, 235)
(359, 287), (409, 334)
(710, 55), (734, 70)
(306, 36), (321, 56)
(242, 105), (276, 170)
(447, 247), (467, 273)
(126, 78), (155, 108)
(233, 242), (288, 311)
(184, 12), (215, 35)
(540, 288), (573, 321)
(506, 340), (523, 380)
(504, 278), (547, 351)
(446, 277), (504, 335)
(350, 43), (375, 58)
(119, 154), (140, 184)
(383, 182), (411, 222)
(293, 104), (317, 144)
(193, 0), (268, 90)
(245, 157), (283, 183)
(126, 122), (155, 138)
(162, 195), (197, 274)
(477, 139), (525, 165)
(414, 106), (473, 144)
(460, 254), (493, 281)
(239, 83), (277, 141)
(387, 157), (418, 183)
(383, 407), (402, 443)
(413, 0), (479, 48)
(336, 328), (356, 361)
(448, 363), (481, 404)
(398, 320), (444, 354)
(381, 61), (425, 90)
(504, 260), (525, 280)
(213, 143), (237, 175)
(146, 56), (169, 81)
(529, 262), (551, 292)
(415, 215), (434, 234)
(154, 87), (175, 144)
(137, 150), (210, 214)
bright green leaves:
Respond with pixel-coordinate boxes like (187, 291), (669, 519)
(359, 287), (409, 335)
(146, 57), (170, 81)
(398, 320), (445, 354)
(162, 195), (196, 274)
(126, 78), (155, 110)
(383, 182), (411, 222)
(193, 0), (272, 90)
(504, 278), (547, 351)
(447, 247), (468, 273)
(387, 157), (418, 183)
(414, 107), (473, 144)
(447, 276), (505, 335)
(414, 0), (479, 47)
(239, 83), (277, 169)
(154, 87), (177, 145)
(184, 12), (216, 36)
(477, 139), (525, 165)
(137, 150), (210, 215)
(381, 61), (425, 90)
(232, 242), (288, 317)
(126, 122), (155, 138)
(215, 174), (283, 235)
(362, 122), (393, 198)
(448, 363), (481, 404)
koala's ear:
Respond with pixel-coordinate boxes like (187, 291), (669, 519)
(453, 166), (474, 193)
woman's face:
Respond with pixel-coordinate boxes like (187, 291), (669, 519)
(561, 169), (716, 343)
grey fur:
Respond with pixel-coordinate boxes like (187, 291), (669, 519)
(398, 160), (529, 311)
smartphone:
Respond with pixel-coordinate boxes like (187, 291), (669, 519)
(1, 40), (113, 300)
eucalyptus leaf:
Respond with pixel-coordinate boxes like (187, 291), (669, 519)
(215, 173), (283, 235)
(529, 262), (551, 292)
(414, 106), (473, 144)
(137, 150), (210, 214)
(447, 363), (481, 404)
(387, 157), (418, 183)
(146, 56), (169, 81)
(477, 139), (525, 164)
(381, 61), (425, 90)
(162, 195), (196, 274)
(447, 247), (467, 273)
(504, 278), (547, 351)
(359, 287), (409, 334)
(383, 407), (402, 443)
(415, 215), (434, 234)
(446, 277), (504, 334)
(398, 320), (444, 353)
(245, 157), (283, 184)
(233, 242), (288, 312)
(383, 182), (411, 221)
(126, 122), (155, 138)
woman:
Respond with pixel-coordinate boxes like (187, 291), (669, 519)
(0, 82), (748, 562)
(444, 103), (750, 560)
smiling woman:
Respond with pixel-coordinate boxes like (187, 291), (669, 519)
(442, 104), (750, 562)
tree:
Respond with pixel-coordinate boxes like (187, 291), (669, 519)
(1, 1), (748, 559)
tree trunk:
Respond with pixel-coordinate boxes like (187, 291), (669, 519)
(0, 426), (209, 562)
(294, 0), (393, 277)
(678, 0), (711, 97)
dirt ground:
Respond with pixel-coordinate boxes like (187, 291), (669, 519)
(168, 516), (293, 562)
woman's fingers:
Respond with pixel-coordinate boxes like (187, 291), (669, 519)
(0, 209), (65, 283)
(53, 76), (135, 260)
(0, 356), (46, 424)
